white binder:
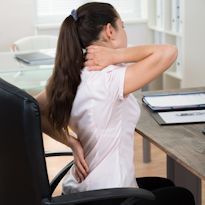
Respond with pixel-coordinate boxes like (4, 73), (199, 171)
(176, 38), (182, 74)
(156, 0), (163, 28)
(172, 0), (182, 33)
(176, 0), (180, 32)
(171, 0), (177, 32)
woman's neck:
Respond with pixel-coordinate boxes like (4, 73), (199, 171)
(92, 39), (114, 48)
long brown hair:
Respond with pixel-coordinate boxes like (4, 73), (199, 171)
(46, 2), (118, 133)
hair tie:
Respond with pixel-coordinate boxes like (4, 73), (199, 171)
(71, 9), (78, 21)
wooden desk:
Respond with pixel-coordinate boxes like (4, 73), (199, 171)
(134, 87), (205, 205)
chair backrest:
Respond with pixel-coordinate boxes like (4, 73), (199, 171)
(11, 35), (58, 52)
(0, 78), (51, 205)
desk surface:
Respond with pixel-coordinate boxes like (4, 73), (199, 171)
(0, 51), (52, 73)
(0, 52), (53, 95)
(135, 87), (205, 180)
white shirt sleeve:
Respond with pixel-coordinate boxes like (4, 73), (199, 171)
(105, 64), (127, 101)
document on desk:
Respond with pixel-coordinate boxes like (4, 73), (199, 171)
(157, 110), (205, 124)
(143, 92), (205, 111)
(15, 49), (56, 65)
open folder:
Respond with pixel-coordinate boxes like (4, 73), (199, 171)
(142, 92), (205, 111)
(151, 109), (205, 125)
(142, 92), (205, 125)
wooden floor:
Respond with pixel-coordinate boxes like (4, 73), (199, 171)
(43, 133), (205, 204)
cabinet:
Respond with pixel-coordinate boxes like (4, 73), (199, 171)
(147, 0), (205, 90)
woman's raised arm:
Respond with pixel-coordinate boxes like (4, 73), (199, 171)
(85, 44), (177, 95)
(120, 44), (177, 94)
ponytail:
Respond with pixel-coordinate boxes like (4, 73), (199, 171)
(46, 15), (83, 133)
(46, 2), (118, 134)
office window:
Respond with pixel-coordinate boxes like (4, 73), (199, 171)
(36, 0), (147, 25)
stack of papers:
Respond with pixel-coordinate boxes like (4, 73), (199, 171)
(142, 92), (205, 125)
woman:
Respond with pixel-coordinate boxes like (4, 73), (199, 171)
(36, 2), (195, 205)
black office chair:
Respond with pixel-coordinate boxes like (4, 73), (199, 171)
(0, 78), (155, 205)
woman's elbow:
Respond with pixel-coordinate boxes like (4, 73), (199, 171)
(159, 44), (178, 69)
(164, 44), (178, 63)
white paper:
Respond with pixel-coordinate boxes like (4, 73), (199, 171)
(158, 110), (205, 124)
(144, 93), (205, 108)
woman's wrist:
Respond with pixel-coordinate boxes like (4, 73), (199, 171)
(65, 134), (79, 150)
(112, 48), (125, 65)
(60, 128), (76, 148)
(68, 137), (78, 150)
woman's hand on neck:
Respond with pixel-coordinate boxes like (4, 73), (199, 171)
(84, 45), (118, 70)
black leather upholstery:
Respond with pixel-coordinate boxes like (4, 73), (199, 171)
(0, 78), (50, 205)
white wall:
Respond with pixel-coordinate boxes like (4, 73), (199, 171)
(126, 22), (152, 45)
(0, 0), (35, 51)
(36, 22), (152, 46)
(182, 0), (205, 87)
(0, 0), (151, 51)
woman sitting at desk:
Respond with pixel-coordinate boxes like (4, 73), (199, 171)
(36, 2), (195, 205)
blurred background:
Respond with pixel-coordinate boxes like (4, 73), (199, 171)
(0, 1), (204, 204)
(0, 0), (204, 92)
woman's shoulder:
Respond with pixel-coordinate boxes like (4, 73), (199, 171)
(81, 64), (127, 85)
(103, 64), (126, 73)
(83, 63), (126, 75)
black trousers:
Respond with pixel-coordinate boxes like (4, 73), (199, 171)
(126, 177), (195, 205)
(85, 177), (195, 205)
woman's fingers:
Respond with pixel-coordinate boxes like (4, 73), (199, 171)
(75, 159), (88, 179)
(70, 137), (89, 182)
(75, 167), (84, 182)
(85, 45), (113, 70)
(85, 53), (93, 60)
(84, 60), (102, 70)
(74, 167), (80, 182)
(84, 59), (95, 67)
(86, 45), (98, 54)
(87, 65), (102, 71)
(85, 53), (100, 66)
(79, 154), (89, 173)
(75, 159), (89, 182)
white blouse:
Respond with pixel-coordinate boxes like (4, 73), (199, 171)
(62, 64), (141, 194)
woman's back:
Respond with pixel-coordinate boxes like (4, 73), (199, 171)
(62, 64), (141, 193)
(34, 2), (195, 204)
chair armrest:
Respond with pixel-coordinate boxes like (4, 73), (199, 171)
(45, 151), (73, 158)
(42, 188), (155, 205)
(50, 161), (74, 195)
(44, 151), (73, 195)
